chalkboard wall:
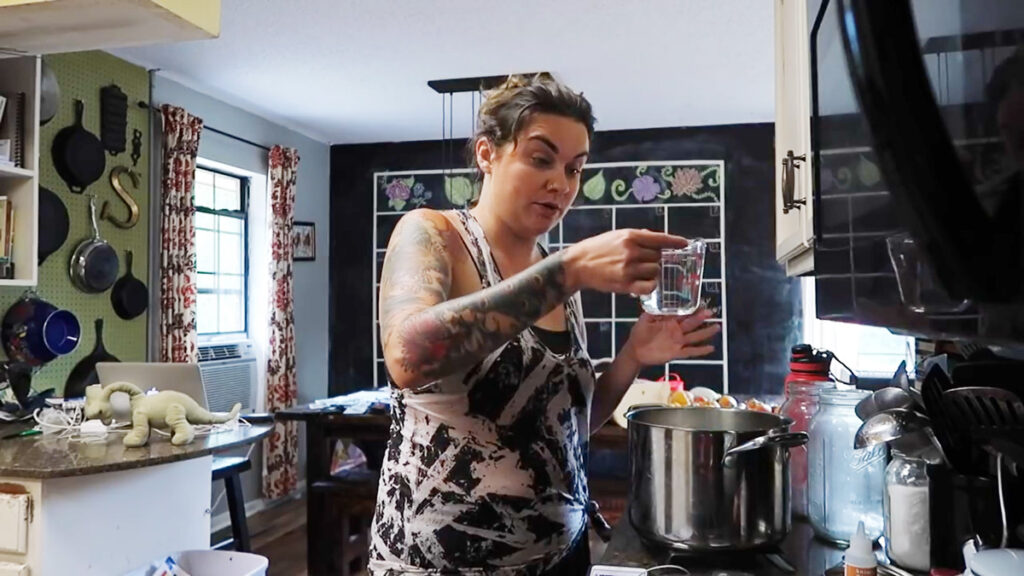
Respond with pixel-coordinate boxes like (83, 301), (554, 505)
(330, 123), (802, 397)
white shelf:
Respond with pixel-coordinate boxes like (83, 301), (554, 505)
(0, 56), (40, 286)
(0, 278), (36, 287)
(0, 164), (34, 179)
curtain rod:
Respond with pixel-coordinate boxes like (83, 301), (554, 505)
(137, 101), (272, 153)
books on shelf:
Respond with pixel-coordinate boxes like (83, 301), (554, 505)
(0, 197), (15, 268)
(0, 92), (25, 168)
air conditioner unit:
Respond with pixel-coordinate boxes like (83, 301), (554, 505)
(198, 340), (259, 414)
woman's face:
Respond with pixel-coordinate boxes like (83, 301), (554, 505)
(479, 113), (590, 238)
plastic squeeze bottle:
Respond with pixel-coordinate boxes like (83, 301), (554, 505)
(845, 521), (878, 576)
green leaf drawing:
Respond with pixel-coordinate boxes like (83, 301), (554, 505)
(445, 176), (475, 206)
(402, 176), (415, 187)
(583, 170), (607, 201)
(389, 197), (407, 212)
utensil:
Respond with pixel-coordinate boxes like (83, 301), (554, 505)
(892, 360), (925, 408)
(69, 195), (119, 293)
(639, 240), (707, 316)
(856, 386), (919, 422)
(110, 250), (148, 320)
(943, 387), (1024, 431)
(100, 84), (128, 155)
(855, 392), (879, 421)
(51, 99), (105, 194)
(64, 318), (119, 399)
(37, 185), (69, 264)
(39, 59), (59, 127)
(921, 365), (972, 473)
(1, 292), (81, 367)
(854, 408), (931, 449)
(626, 406), (800, 551)
(873, 387), (919, 413)
(890, 428), (948, 465)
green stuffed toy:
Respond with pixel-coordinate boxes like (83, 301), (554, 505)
(84, 382), (242, 447)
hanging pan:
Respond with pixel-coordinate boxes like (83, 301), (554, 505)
(110, 250), (148, 320)
(69, 195), (119, 293)
(51, 99), (105, 194)
(38, 186), (69, 264)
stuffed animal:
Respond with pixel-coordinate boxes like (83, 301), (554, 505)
(84, 382), (241, 447)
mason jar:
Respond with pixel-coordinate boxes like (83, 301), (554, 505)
(807, 388), (885, 544)
(779, 379), (832, 518)
(884, 451), (930, 571)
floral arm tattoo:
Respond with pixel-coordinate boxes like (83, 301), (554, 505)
(379, 211), (571, 387)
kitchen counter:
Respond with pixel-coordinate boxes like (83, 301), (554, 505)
(599, 514), (847, 576)
(0, 422), (272, 478)
(0, 423), (273, 576)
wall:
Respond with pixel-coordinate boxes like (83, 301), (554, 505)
(330, 124), (803, 398)
(0, 51), (151, 393)
(150, 75), (330, 520)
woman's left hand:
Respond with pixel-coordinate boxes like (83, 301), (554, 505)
(621, 308), (721, 367)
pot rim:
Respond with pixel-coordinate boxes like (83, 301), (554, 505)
(625, 405), (792, 433)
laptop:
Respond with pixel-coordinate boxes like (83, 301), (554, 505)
(95, 362), (209, 410)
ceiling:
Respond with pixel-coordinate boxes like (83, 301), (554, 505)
(111, 0), (775, 145)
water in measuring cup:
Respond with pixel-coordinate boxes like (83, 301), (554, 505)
(639, 242), (706, 315)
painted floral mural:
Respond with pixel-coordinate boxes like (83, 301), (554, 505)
(378, 163), (722, 213)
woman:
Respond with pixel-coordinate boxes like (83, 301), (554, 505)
(370, 74), (720, 575)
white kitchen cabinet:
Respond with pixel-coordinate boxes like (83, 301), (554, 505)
(775, 0), (815, 276)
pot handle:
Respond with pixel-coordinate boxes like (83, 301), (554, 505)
(623, 403), (667, 420)
(724, 431), (809, 458)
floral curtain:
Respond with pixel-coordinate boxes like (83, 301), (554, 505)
(158, 105), (203, 364)
(263, 145), (301, 500)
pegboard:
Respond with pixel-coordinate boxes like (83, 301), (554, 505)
(0, 51), (151, 395)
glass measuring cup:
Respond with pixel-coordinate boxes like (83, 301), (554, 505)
(639, 240), (707, 316)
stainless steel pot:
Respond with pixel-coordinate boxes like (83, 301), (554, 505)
(626, 406), (808, 551)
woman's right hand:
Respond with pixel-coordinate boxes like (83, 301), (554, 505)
(563, 229), (690, 294)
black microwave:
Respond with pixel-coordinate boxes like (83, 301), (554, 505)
(808, 0), (1024, 345)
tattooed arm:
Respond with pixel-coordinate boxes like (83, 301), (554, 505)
(379, 209), (574, 390)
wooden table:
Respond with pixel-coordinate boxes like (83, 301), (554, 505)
(276, 403), (629, 575)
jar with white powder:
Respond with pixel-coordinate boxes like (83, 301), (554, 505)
(883, 451), (930, 572)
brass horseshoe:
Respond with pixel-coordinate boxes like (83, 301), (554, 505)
(101, 166), (141, 229)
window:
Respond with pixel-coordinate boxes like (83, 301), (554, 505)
(801, 278), (915, 378)
(194, 166), (249, 337)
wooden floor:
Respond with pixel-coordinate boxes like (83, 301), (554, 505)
(241, 496), (321, 576)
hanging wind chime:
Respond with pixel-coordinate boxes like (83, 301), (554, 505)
(428, 73), (545, 208)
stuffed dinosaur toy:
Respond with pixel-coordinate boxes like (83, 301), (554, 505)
(84, 382), (241, 447)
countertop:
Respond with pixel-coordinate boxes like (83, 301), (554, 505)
(599, 514), (849, 576)
(276, 402), (630, 449)
(0, 423), (272, 479)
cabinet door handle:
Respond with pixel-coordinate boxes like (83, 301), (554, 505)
(781, 150), (807, 214)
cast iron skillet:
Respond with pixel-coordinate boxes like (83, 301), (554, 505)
(38, 186), (69, 264)
(69, 195), (119, 293)
(51, 100), (105, 194)
(110, 250), (148, 320)
(64, 318), (119, 400)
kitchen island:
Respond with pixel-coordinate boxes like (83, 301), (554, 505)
(0, 423), (272, 576)
(599, 514), (849, 576)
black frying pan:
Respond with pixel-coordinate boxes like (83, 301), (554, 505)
(64, 318), (119, 400)
(111, 250), (148, 320)
(51, 100), (105, 194)
(38, 186), (69, 264)
(69, 195), (119, 293)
